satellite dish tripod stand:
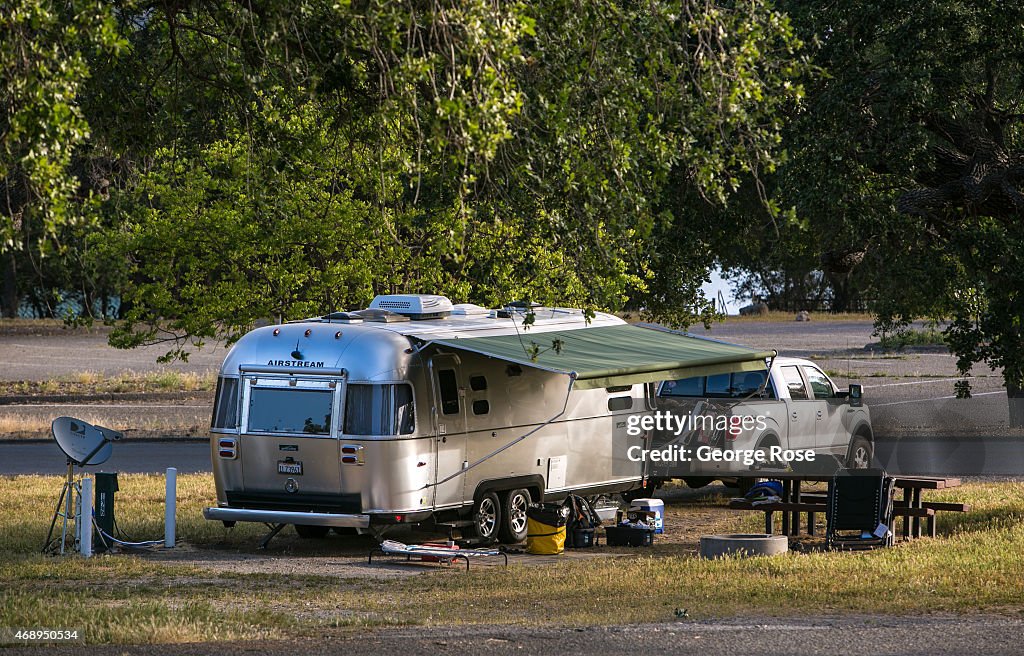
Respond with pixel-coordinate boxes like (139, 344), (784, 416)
(43, 433), (115, 555)
(43, 460), (85, 555)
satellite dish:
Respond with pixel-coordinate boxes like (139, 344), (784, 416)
(51, 417), (122, 467)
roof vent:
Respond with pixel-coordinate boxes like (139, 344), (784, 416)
(351, 308), (411, 323)
(451, 303), (491, 316)
(321, 311), (364, 324)
(368, 294), (454, 320)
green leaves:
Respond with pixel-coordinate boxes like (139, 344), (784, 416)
(0, 0), (123, 251)
(3, 0), (807, 350)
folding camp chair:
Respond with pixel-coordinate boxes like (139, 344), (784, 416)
(825, 468), (895, 550)
(368, 540), (508, 570)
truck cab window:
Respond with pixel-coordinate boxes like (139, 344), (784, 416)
(803, 366), (835, 399)
(345, 383), (416, 435)
(660, 376), (704, 397)
(705, 374), (731, 396)
(438, 369), (460, 415)
(780, 365), (809, 400)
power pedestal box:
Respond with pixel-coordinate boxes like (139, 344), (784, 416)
(93, 472), (118, 552)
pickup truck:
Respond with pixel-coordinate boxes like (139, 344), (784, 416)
(646, 356), (872, 489)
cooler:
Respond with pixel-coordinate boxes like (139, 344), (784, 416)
(629, 498), (664, 534)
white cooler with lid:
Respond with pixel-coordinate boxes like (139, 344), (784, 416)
(629, 498), (665, 534)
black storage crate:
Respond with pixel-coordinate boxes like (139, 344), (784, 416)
(568, 527), (596, 548)
(604, 526), (655, 547)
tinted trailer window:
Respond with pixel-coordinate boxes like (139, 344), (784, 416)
(344, 384), (415, 436)
(247, 388), (333, 435)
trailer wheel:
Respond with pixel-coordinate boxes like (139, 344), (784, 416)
(473, 492), (502, 545)
(498, 488), (532, 543)
(294, 524), (330, 539)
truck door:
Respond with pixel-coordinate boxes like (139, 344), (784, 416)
(778, 365), (817, 452)
(429, 354), (468, 509)
(238, 373), (345, 497)
(802, 365), (849, 460)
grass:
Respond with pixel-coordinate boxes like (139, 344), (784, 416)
(617, 311), (874, 325)
(0, 412), (208, 439)
(877, 328), (948, 350)
(1, 475), (1023, 644)
(724, 310), (874, 323)
(0, 371), (217, 397)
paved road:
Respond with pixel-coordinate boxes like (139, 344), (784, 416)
(8, 616), (1024, 656)
(0, 326), (224, 381)
(4, 437), (1024, 476)
(0, 440), (211, 475)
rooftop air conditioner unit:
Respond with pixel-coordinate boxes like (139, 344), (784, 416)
(368, 294), (454, 320)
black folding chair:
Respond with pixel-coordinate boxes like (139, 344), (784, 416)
(826, 468), (895, 550)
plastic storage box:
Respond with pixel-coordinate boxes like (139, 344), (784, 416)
(604, 525), (655, 547)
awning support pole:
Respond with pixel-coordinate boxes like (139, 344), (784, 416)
(428, 375), (576, 488)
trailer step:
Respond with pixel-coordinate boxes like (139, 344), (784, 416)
(435, 520), (476, 529)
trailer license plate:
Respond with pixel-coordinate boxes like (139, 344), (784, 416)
(278, 461), (303, 475)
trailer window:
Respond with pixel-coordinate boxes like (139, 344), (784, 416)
(211, 377), (239, 429)
(608, 396), (633, 411)
(470, 375), (487, 391)
(438, 369), (460, 415)
(344, 384), (415, 435)
(248, 388), (333, 435)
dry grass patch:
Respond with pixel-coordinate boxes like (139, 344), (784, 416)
(2, 474), (1023, 644)
(0, 370), (216, 398)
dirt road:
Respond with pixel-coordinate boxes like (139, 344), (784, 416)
(6, 615), (1023, 656)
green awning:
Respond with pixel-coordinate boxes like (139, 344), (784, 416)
(428, 324), (776, 390)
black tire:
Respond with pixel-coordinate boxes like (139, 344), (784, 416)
(754, 436), (782, 468)
(473, 492), (502, 545)
(847, 435), (873, 469)
(498, 488), (532, 543)
(294, 524), (330, 539)
(682, 477), (714, 489)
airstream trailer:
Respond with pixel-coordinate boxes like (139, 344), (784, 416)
(203, 295), (773, 543)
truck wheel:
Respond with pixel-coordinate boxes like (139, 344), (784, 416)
(498, 488), (532, 543)
(294, 524), (330, 539)
(683, 477), (714, 489)
(847, 436), (873, 469)
(473, 492), (502, 545)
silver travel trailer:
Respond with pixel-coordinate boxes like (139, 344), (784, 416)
(203, 295), (774, 543)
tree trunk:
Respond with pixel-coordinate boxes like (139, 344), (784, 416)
(1, 252), (18, 318)
(1007, 379), (1024, 429)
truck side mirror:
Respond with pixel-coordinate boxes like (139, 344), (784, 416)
(848, 384), (863, 407)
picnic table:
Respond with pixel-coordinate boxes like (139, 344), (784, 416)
(727, 474), (966, 539)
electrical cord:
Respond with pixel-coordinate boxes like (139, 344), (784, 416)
(91, 515), (164, 549)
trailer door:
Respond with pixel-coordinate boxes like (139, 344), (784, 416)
(237, 373), (347, 501)
(429, 354), (468, 509)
